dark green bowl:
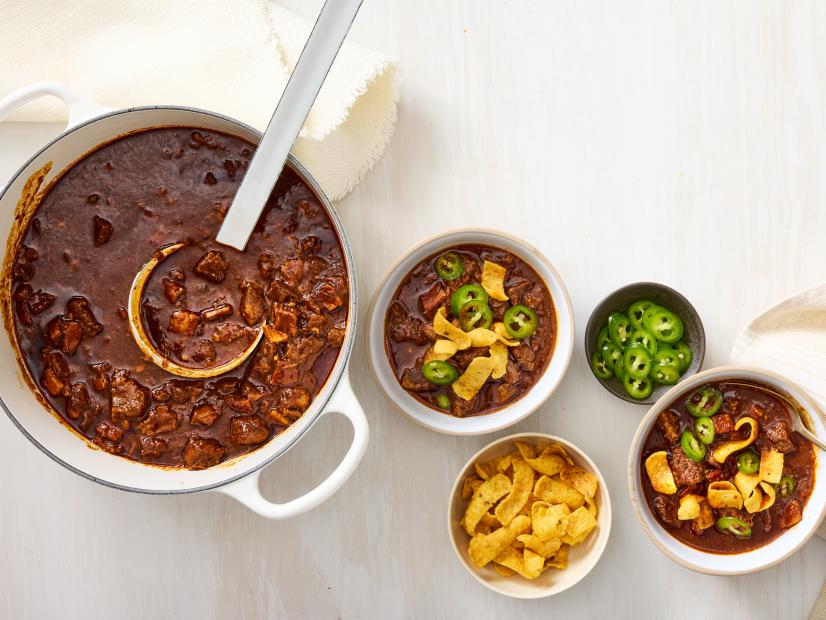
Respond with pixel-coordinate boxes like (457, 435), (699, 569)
(584, 282), (705, 405)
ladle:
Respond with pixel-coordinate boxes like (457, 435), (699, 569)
(128, 0), (362, 377)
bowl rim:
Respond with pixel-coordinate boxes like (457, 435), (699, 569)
(447, 432), (612, 598)
(584, 281), (706, 405)
(364, 227), (575, 435)
(626, 364), (826, 575)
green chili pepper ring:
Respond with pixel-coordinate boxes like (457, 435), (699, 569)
(421, 360), (458, 386)
(503, 305), (539, 339)
(458, 299), (493, 331)
(433, 251), (464, 281)
(450, 284), (489, 316)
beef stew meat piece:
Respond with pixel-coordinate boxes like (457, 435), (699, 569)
(640, 380), (816, 554)
(669, 447), (705, 487)
(384, 245), (556, 417)
(9, 127), (348, 469)
(655, 410), (681, 445)
(652, 495), (682, 529)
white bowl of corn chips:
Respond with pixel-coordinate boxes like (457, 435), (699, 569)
(448, 434), (611, 598)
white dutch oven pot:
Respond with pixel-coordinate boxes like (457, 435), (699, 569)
(0, 82), (369, 518)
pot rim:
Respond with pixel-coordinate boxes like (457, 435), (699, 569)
(0, 104), (358, 494)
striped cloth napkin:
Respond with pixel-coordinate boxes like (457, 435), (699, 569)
(729, 283), (826, 619)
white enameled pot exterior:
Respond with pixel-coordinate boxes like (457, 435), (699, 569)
(366, 229), (574, 435)
(628, 366), (825, 575)
(0, 82), (368, 518)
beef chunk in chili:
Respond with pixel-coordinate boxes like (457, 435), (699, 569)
(712, 413), (735, 436)
(239, 280), (266, 325)
(194, 250), (228, 282)
(140, 436), (168, 459)
(190, 402), (220, 427)
(669, 447), (705, 487)
(66, 382), (91, 420)
(387, 301), (437, 345)
(655, 411), (681, 445)
(93, 215), (113, 246)
(652, 495), (681, 528)
(135, 404), (180, 437)
(763, 418), (797, 453)
(65, 296), (103, 336)
(419, 283), (448, 318)
(162, 278), (186, 304)
(93, 422), (123, 454)
(780, 500), (803, 528)
(182, 436), (225, 470)
(110, 370), (149, 427)
(401, 365), (438, 392)
(229, 414), (270, 445)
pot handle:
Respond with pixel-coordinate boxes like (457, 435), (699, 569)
(216, 372), (369, 519)
(0, 81), (110, 129)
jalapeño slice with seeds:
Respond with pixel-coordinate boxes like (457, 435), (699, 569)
(450, 284), (489, 316)
(503, 305), (538, 339)
(434, 251), (464, 281)
(421, 360), (458, 386)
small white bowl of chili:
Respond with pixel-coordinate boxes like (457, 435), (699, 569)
(366, 229), (574, 435)
(628, 366), (826, 574)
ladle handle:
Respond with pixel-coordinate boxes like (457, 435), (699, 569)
(216, 0), (363, 250)
(216, 372), (369, 519)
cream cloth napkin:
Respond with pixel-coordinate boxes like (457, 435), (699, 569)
(0, 0), (401, 200)
(729, 284), (826, 619)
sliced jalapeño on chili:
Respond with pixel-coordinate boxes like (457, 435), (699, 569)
(421, 360), (458, 386)
(450, 284), (488, 316)
(685, 385), (723, 417)
(458, 299), (493, 331)
(433, 251), (464, 281)
(776, 474), (797, 498)
(681, 430), (706, 462)
(434, 393), (451, 409)
(503, 304), (538, 339)
(736, 450), (760, 474)
(694, 416), (715, 444)
(716, 516), (752, 539)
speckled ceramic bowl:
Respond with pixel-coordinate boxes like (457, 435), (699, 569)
(585, 282), (705, 405)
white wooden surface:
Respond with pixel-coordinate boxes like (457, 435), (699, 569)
(1, 1), (825, 618)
